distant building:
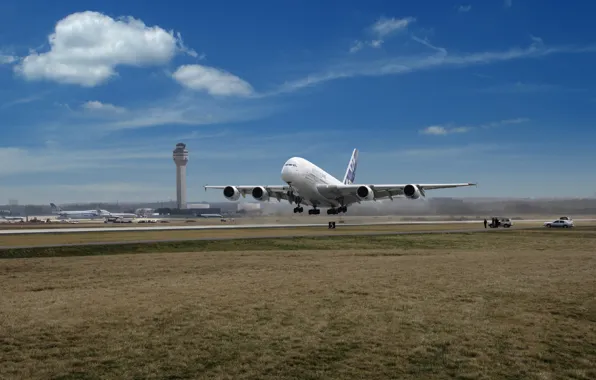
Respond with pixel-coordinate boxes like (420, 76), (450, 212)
(187, 203), (210, 209)
(173, 142), (189, 210)
(155, 207), (221, 216)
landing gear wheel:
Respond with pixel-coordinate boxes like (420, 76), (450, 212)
(293, 206), (304, 213)
(308, 208), (320, 215)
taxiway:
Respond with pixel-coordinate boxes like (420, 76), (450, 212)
(2, 218), (594, 235)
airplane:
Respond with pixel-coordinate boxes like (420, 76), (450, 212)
(0, 215), (24, 222)
(50, 203), (137, 220)
(204, 148), (477, 215)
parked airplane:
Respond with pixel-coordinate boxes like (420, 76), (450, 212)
(204, 149), (476, 215)
(50, 203), (137, 220)
(50, 203), (105, 219)
(0, 215), (24, 222)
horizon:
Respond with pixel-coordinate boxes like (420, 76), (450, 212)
(1, 0), (595, 203)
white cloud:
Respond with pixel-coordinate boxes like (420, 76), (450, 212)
(349, 40), (365, 53)
(349, 16), (415, 53)
(82, 100), (126, 113)
(365, 143), (515, 161)
(0, 55), (17, 64)
(171, 64), (254, 96)
(480, 82), (562, 93)
(0, 94), (45, 109)
(281, 40), (596, 94)
(421, 125), (471, 135)
(0, 183), (175, 204)
(458, 5), (472, 12)
(420, 118), (529, 136)
(371, 17), (416, 37)
(14, 11), (195, 87)
(0, 146), (170, 176)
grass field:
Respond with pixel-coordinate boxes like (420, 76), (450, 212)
(0, 222), (509, 248)
(1, 228), (595, 379)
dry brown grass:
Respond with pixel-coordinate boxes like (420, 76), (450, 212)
(1, 230), (595, 379)
(0, 222), (507, 247)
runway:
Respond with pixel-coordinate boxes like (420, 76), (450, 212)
(2, 218), (593, 235)
(0, 225), (542, 250)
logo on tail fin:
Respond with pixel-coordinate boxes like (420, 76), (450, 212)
(343, 149), (359, 185)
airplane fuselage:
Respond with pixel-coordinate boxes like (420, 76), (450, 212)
(281, 157), (344, 208)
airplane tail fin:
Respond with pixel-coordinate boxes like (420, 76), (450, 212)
(50, 203), (62, 212)
(343, 148), (359, 185)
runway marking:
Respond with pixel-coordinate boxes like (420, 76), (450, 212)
(1, 219), (594, 235)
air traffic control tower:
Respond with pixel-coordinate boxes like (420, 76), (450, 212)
(173, 143), (189, 209)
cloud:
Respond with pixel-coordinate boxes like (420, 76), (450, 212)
(171, 64), (254, 97)
(349, 16), (415, 53)
(421, 125), (470, 135)
(13, 11), (196, 87)
(458, 5), (472, 12)
(0, 54), (17, 64)
(349, 40), (365, 53)
(365, 143), (513, 161)
(36, 90), (277, 139)
(82, 100), (126, 113)
(279, 39), (596, 94)
(420, 118), (529, 136)
(371, 16), (416, 38)
(480, 82), (563, 93)
(0, 94), (45, 109)
(0, 146), (170, 176)
(0, 183), (175, 204)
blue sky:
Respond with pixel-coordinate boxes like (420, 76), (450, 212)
(1, 0), (595, 204)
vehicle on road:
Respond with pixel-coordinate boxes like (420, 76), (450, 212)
(544, 219), (574, 228)
(489, 217), (512, 228)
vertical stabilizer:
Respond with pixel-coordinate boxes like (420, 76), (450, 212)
(343, 148), (359, 185)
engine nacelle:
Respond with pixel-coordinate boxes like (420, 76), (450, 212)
(252, 186), (270, 201)
(404, 184), (422, 199)
(356, 185), (375, 201)
(223, 186), (241, 201)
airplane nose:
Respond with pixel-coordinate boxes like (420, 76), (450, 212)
(281, 164), (294, 182)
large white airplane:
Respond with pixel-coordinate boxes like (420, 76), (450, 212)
(204, 149), (476, 215)
(50, 203), (137, 220)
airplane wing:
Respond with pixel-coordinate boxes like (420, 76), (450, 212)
(316, 183), (477, 204)
(204, 185), (311, 204)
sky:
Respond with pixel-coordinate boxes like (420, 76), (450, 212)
(1, 0), (595, 204)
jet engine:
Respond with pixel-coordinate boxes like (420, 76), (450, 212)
(356, 185), (375, 201)
(252, 186), (270, 201)
(223, 186), (241, 201)
(404, 184), (422, 199)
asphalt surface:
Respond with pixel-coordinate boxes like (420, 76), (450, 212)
(3, 218), (593, 235)
(0, 225), (545, 250)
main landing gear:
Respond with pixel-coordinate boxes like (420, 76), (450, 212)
(292, 203), (347, 215)
(326, 206), (347, 215)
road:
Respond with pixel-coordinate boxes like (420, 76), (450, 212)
(2, 218), (594, 235)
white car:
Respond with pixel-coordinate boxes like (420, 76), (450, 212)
(544, 219), (574, 228)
